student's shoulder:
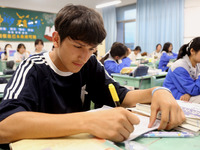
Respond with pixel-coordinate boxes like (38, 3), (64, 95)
(171, 58), (189, 72)
(18, 53), (46, 69)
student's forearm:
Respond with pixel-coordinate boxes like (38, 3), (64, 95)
(121, 87), (158, 107)
(0, 111), (90, 144)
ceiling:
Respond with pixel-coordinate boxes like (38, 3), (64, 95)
(0, 0), (136, 13)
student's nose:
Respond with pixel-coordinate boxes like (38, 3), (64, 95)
(79, 49), (91, 62)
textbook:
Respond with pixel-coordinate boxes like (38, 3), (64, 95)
(128, 100), (200, 133)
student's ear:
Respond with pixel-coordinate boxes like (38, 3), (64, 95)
(190, 48), (195, 55)
(52, 31), (60, 48)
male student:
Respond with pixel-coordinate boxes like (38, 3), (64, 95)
(0, 5), (185, 146)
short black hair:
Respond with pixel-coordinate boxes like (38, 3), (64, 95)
(55, 5), (106, 45)
(110, 42), (128, 58)
(35, 39), (44, 46)
(17, 43), (26, 52)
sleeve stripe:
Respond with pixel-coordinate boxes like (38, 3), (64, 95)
(4, 55), (46, 100)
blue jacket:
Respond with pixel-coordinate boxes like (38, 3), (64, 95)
(163, 55), (200, 99)
(104, 57), (131, 76)
(158, 52), (178, 71)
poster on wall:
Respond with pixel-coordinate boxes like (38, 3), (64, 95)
(0, 7), (56, 42)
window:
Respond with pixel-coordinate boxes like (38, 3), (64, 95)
(116, 4), (136, 49)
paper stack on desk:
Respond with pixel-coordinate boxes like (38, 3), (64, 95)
(128, 100), (200, 133)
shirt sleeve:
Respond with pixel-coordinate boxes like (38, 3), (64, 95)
(86, 56), (130, 107)
(172, 67), (200, 96)
(104, 57), (131, 75)
(161, 52), (177, 61)
(0, 60), (39, 122)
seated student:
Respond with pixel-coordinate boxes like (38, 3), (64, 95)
(163, 37), (200, 103)
(14, 43), (30, 62)
(128, 46), (142, 61)
(0, 5), (185, 147)
(100, 42), (131, 75)
(1, 44), (12, 60)
(151, 44), (162, 59)
(32, 39), (47, 54)
(158, 42), (178, 71)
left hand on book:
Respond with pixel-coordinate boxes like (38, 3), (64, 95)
(148, 90), (186, 130)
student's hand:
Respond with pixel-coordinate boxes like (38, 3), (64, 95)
(87, 107), (140, 142)
(148, 90), (185, 130)
(180, 94), (191, 102)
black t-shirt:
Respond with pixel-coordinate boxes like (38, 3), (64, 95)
(0, 53), (129, 122)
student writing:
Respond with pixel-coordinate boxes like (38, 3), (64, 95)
(14, 43), (30, 62)
(158, 42), (178, 71)
(163, 37), (200, 103)
(100, 42), (131, 76)
(0, 5), (185, 147)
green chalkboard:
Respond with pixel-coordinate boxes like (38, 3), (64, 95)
(0, 7), (56, 42)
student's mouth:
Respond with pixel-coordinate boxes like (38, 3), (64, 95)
(73, 62), (83, 67)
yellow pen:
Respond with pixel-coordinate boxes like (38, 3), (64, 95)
(108, 83), (120, 107)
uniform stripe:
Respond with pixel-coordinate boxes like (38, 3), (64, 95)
(4, 55), (46, 100)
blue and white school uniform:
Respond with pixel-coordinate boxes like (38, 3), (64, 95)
(104, 53), (131, 76)
(163, 55), (200, 103)
(158, 51), (178, 71)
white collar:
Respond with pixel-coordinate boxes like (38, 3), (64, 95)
(44, 52), (73, 77)
(105, 53), (122, 64)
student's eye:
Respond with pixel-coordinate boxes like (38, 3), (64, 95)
(89, 48), (95, 51)
(74, 45), (82, 48)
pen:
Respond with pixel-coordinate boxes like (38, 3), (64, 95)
(108, 83), (120, 107)
(143, 131), (195, 138)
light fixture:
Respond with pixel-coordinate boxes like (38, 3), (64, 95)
(96, 0), (121, 8)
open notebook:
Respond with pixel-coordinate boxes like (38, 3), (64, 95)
(10, 106), (160, 150)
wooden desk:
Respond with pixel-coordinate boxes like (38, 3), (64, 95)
(111, 73), (167, 89)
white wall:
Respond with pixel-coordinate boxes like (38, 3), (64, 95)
(184, 0), (200, 43)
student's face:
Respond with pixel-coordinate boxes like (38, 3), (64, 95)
(51, 32), (97, 73)
(168, 44), (173, 52)
(6, 45), (12, 50)
(134, 50), (140, 55)
(19, 46), (26, 54)
(35, 42), (43, 51)
(192, 50), (200, 63)
(157, 45), (162, 52)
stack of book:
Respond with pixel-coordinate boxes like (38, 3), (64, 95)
(128, 100), (200, 134)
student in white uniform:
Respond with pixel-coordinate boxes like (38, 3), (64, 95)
(151, 44), (162, 59)
(32, 39), (47, 54)
(1, 44), (12, 60)
(14, 43), (30, 62)
(129, 46), (142, 61)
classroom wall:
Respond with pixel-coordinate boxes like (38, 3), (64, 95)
(184, 0), (200, 43)
(1, 0), (198, 55)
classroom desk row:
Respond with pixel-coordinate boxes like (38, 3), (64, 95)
(0, 60), (20, 72)
(111, 72), (167, 89)
(0, 74), (13, 99)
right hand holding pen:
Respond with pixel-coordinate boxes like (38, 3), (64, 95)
(87, 107), (140, 142)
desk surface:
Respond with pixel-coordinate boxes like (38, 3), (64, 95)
(133, 135), (200, 150)
(5, 135), (200, 150)
(111, 73), (167, 89)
